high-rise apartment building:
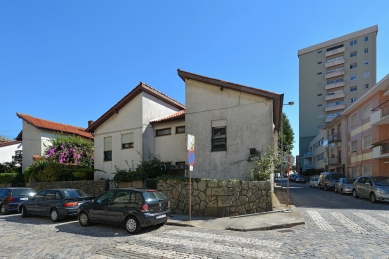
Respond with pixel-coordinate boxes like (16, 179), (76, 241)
(298, 25), (378, 171)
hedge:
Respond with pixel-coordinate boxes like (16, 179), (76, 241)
(0, 173), (25, 184)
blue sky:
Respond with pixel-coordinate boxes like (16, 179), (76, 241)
(1, 1), (389, 158)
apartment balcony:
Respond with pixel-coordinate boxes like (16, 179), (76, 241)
(325, 46), (345, 57)
(305, 163), (313, 169)
(304, 151), (312, 158)
(325, 81), (345, 90)
(328, 156), (341, 165)
(325, 58), (345, 68)
(371, 140), (389, 159)
(328, 134), (341, 143)
(370, 100), (389, 126)
(325, 69), (345, 79)
(325, 104), (345, 112)
(325, 92), (345, 101)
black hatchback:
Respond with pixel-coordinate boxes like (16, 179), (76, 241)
(78, 188), (171, 234)
(19, 189), (94, 222)
(0, 188), (36, 215)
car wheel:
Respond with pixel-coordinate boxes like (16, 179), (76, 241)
(370, 192), (376, 203)
(21, 206), (28, 218)
(50, 209), (60, 222)
(334, 188), (337, 193)
(310, 184), (312, 188)
(125, 216), (140, 234)
(79, 212), (90, 227)
(0, 205), (8, 215)
(352, 189), (359, 198)
(324, 185), (328, 191)
(340, 189), (344, 195)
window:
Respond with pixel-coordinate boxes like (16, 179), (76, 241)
(121, 133), (134, 149)
(350, 63), (357, 69)
(350, 51), (357, 57)
(350, 74), (357, 81)
(175, 161), (186, 166)
(317, 72), (322, 75)
(326, 67), (344, 74)
(326, 56), (344, 63)
(364, 60), (369, 65)
(350, 98), (357, 104)
(113, 191), (131, 203)
(363, 134), (372, 150)
(104, 136), (112, 161)
(318, 104), (322, 107)
(317, 114), (323, 118)
(326, 100), (344, 107)
(326, 44), (343, 51)
(350, 39), (357, 46)
(362, 165), (372, 176)
(317, 50), (322, 54)
(317, 125), (322, 129)
(350, 86), (357, 92)
(317, 93), (322, 96)
(365, 84), (369, 89)
(96, 191), (114, 204)
(156, 128), (171, 136)
(327, 78), (344, 85)
(351, 140), (358, 153)
(212, 126), (227, 151)
(317, 83), (322, 87)
(176, 126), (185, 134)
(362, 103), (372, 119)
(351, 167), (358, 178)
(364, 48), (369, 53)
(364, 36), (369, 42)
(350, 112), (358, 126)
(317, 61), (322, 64)
(364, 72), (370, 77)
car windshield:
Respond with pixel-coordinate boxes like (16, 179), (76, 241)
(331, 174), (343, 180)
(142, 191), (167, 202)
(371, 177), (389, 186)
(345, 179), (355, 184)
(0, 189), (10, 197)
(61, 189), (91, 198)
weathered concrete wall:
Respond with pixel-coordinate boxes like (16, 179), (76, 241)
(157, 179), (272, 217)
(27, 180), (106, 197)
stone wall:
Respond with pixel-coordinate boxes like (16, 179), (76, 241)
(27, 180), (106, 197)
(157, 179), (272, 217)
(117, 180), (143, 188)
(0, 183), (12, 188)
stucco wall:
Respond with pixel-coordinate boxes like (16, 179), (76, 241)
(0, 143), (22, 163)
(185, 79), (275, 180)
(27, 180), (106, 197)
(22, 120), (42, 172)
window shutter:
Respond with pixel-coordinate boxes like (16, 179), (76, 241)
(212, 120), (227, 127)
(104, 137), (112, 151)
(121, 133), (133, 144)
(362, 103), (372, 120)
(363, 134), (372, 149)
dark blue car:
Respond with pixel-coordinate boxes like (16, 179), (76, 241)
(0, 188), (36, 215)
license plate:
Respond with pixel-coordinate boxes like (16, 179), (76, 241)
(156, 214), (166, 219)
(20, 198), (28, 200)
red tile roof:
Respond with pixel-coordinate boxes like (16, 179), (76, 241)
(0, 140), (22, 148)
(150, 110), (185, 124)
(17, 113), (94, 139)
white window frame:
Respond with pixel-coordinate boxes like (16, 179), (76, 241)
(121, 133), (134, 149)
(364, 36), (369, 42)
(364, 48), (369, 53)
(350, 98), (357, 104)
(362, 102), (372, 120)
(350, 51), (357, 57)
(350, 74), (357, 81)
(364, 60), (369, 65)
(350, 86), (357, 92)
(364, 72), (370, 78)
(350, 112), (358, 127)
(104, 136), (112, 161)
(362, 134), (372, 150)
(350, 39), (357, 46)
(351, 140), (358, 153)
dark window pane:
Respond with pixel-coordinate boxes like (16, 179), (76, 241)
(104, 151), (112, 161)
(213, 127), (226, 138)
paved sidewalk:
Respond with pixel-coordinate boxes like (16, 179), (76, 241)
(166, 183), (305, 231)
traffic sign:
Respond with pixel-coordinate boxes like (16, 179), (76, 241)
(188, 150), (195, 166)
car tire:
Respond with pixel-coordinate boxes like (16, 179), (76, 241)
(50, 208), (60, 222)
(0, 205), (8, 215)
(324, 185), (328, 191)
(310, 184), (312, 188)
(79, 212), (90, 227)
(21, 206), (28, 218)
(125, 216), (140, 234)
(340, 189), (344, 195)
(370, 192), (376, 203)
(334, 188), (337, 193)
(352, 189), (359, 198)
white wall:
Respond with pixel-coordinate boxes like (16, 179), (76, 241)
(0, 142), (22, 163)
(185, 79), (275, 180)
(22, 120), (42, 172)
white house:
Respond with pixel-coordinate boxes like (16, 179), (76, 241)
(17, 113), (94, 172)
(87, 70), (283, 181)
(0, 140), (22, 164)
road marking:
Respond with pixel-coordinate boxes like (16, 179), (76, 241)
(306, 210), (334, 231)
(134, 236), (275, 258)
(166, 230), (282, 248)
(330, 212), (365, 233)
(354, 212), (389, 232)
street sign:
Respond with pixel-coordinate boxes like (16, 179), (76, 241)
(187, 134), (195, 151)
(188, 150), (195, 166)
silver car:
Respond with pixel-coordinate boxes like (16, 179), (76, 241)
(334, 178), (355, 195)
(310, 177), (319, 188)
(352, 176), (389, 203)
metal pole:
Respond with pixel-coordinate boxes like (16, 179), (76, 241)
(280, 114), (283, 189)
(287, 157), (290, 206)
(189, 170), (192, 221)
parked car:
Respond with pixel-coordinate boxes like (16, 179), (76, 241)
(289, 174), (297, 182)
(0, 188), (36, 215)
(18, 189), (94, 222)
(352, 176), (389, 203)
(309, 177), (319, 188)
(318, 172), (345, 191)
(294, 175), (306, 183)
(335, 178), (355, 195)
(78, 188), (171, 234)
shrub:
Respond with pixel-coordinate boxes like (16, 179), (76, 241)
(0, 162), (22, 174)
(0, 173), (24, 184)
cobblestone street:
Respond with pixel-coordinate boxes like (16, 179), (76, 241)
(1, 181), (389, 258)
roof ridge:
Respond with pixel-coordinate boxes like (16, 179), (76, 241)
(17, 113), (87, 130)
(140, 82), (185, 107)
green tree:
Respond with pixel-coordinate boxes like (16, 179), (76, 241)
(248, 147), (283, 181)
(0, 135), (12, 142)
(278, 113), (294, 154)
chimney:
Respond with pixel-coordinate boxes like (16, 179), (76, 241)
(88, 120), (94, 127)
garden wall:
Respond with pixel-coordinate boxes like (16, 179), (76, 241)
(27, 180), (106, 196)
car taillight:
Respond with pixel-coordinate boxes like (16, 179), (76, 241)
(168, 200), (170, 208)
(8, 197), (14, 202)
(63, 202), (78, 207)
(141, 204), (149, 212)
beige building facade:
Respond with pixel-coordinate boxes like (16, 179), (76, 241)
(298, 25), (378, 171)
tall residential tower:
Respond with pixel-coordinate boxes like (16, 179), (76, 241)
(298, 25), (378, 171)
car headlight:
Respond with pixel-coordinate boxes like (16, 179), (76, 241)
(377, 188), (388, 194)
